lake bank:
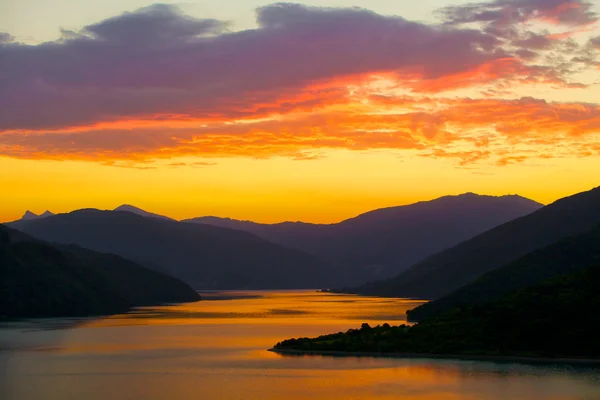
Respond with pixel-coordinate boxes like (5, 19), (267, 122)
(269, 348), (600, 366)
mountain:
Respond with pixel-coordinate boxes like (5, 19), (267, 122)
(343, 186), (600, 299)
(0, 225), (200, 319)
(407, 224), (600, 321)
(8, 210), (333, 290)
(113, 204), (174, 221)
(186, 193), (542, 284)
(21, 211), (39, 220)
(20, 210), (54, 220)
(274, 263), (600, 359)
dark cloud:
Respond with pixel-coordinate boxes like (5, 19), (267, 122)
(439, 0), (598, 28)
(0, 3), (510, 130)
(437, 0), (600, 85)
(83, 4), (227, 45)
(0, 32), (15, 43)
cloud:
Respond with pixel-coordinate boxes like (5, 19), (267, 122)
(439, 0), (598, 28)
(167, 161), (217, 167)
(422, 149), (493, 165)
(437, 0), (600, 81)
(496, 155), (528, 166)
(1, 2), (580, 131)
(0, 1), (599, 168)
(0, 33), (15, 43)
(1, 96), (599, 167)
(83, 4), (228, 45)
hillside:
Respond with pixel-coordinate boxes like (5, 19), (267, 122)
(187, 193), (542, 284)
(0, 225), (200, 319)
(9, 210), (333, 290)
(407, 224), (600, 321)
(343, 186), (600, 299)
(274, 263), (600, 359)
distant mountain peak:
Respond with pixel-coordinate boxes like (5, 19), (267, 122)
(21, 210), (39, 220)
(21, 210), (55, 221)
(113, 204), (174, 221)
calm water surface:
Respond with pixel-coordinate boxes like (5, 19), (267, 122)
(1, 291), (599, 400)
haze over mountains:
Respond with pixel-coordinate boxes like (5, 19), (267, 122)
(8, 193), (542, 289)
(344, 186), (600, 299)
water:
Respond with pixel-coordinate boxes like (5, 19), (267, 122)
(1, 291), (599, 400)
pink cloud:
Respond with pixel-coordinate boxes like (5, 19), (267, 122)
(2, 2), (590, 131)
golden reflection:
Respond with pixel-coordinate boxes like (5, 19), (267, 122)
(84, 291), (425, 329)
(3, 291), (599, 400)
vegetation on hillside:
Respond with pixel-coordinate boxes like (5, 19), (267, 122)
(0, 225), (200, 319)
(275, 264), (600, 358)
(408, 224), (600, 321)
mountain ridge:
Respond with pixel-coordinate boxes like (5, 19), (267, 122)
(187, 193), (542, 226)
(341, 185), (600, 299)
(8, 209), (335, 290)
(185, 193), (543, 284)
(9, 192), (544, 289)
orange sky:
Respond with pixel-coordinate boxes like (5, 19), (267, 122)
(1, 1), (599, 223)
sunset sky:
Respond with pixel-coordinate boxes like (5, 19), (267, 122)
(1, 0), (599, 223)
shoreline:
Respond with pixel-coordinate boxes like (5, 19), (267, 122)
(268, 348), (600, 366)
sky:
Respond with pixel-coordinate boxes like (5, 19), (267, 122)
(1, 0), (600, 223)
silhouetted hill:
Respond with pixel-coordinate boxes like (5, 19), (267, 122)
(113, 205), (174, 221)
(275, 263), (600, 359)
(9, 210), (332, 289)
(342, 186), (600, 299)
(186, 193), (542, 284)
(407, 224), (600, 321)
(0, 225), (199, 319)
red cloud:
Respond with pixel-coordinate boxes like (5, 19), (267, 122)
(1, 96), (599, 167)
